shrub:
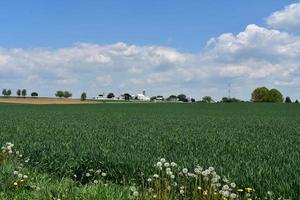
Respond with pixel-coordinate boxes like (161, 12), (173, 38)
(31, 92), (38, 97)
(285, 97), (292, 103)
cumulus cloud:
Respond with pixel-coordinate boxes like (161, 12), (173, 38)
(1, 3), (300, 100)
(266, 3), (300, 31)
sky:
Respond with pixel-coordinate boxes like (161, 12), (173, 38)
(1, 0), (300, 100)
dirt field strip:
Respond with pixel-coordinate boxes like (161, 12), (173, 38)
(0, 97), (95, 104)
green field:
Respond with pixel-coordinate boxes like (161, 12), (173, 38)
(0, 103), (299, 198)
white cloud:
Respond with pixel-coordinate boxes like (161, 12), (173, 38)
(266, 3), (300, 31)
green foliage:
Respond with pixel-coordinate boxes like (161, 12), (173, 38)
(81, 92), (87, 101)
(285, 97), (292, 103)
(221, 97), (242, 103)
(6, 89), (11, 96)
(2, 89), (7, 96)
(166, 95), (177, 101)
(267, 89), (283, 103)
(17, 89), (21, 97)
(31, 92), (38, 97)
(0, 103), (299, 198)
(21, 89), (27, 97)
(251, 87), (283, 103)
(202, 96), (213, 103)
(55, 90), (64, 98)
(177, 94), (187, 102)
(295, 100), (299, 103)
(251, 87), (269, 102)
(2, 89), (11, 97)
(107, 93), (115, 99)
(63, 91), (72, 98)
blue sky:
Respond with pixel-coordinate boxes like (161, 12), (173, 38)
(0, 0), (295, 51)
(1, 1), (300, 100)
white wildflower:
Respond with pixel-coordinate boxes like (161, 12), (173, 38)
(133, 191), (139, 197)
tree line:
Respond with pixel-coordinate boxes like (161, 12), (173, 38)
(2, 86), (299, 103)
(1, 89), (38, 97)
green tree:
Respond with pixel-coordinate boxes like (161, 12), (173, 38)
(177, 94), (187, 102)
(107, 93), (115, 99)
(21, 89), (27, 97)
(123, 93), (132, 101)
(63, 91), (72, 98)
(31, 92), (38, 97)
(202, 96), (213, 103)
(267, 89), (283, 103)
(6, 89), (12, 96)
(251, 87), (269, 102)
(55, 91), (64, 98)
(81, 92), (87, 101)
(2, 89), (7, 96)
(285, 97), (292, 103)
(17, 89), (21, 97)
(295, 100), (299, 103)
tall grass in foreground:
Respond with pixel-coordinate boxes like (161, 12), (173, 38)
(1, 142), (288, 200)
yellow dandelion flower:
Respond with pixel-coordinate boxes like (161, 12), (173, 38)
(214, 192), (218, 196)
(20, 179), (24, 183)
(13, 182), (18, 186)
(197, 186), (202, 190)
(237, 189), (243, 192)
(203, 190), (208, 195)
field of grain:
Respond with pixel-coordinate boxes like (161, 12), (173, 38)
(0, 103), (299, 198)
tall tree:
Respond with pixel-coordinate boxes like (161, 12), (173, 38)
(2, 89), (7, 96)
(21, 89), (27, 97)
(7, 89), (12, 96)
(17, 89), (21, 97)
(81, 92), (87, 101)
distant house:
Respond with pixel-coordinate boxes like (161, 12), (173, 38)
(135, 93), (150, 101)
(151, 95), (164, 102)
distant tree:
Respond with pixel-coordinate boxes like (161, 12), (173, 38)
(295, 100), (299, 103)
(107, 93), (115, 99)
(31, 92), (38, 97)
(2, 89), (7, 96)
(285, 97), (292, 103)
(21, 89), (27, 97)
(166, 95), (176, 101)
(177, 94), (187, 102)
(251, 87), (269, 102)
(124, 93), (132, 101)
(221, 97), (242, 103)
(191, 98), (196, 102)
(150, 96), (156, 101)
(17, 89), (21, 97)
(6, 89), (11, 96)
(267, 89), (283, 103)
(81, 92), (87, 101)
(63, 91), (72, 98)
(202, 96), (213, 103)
(55, 91), (64, 98)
